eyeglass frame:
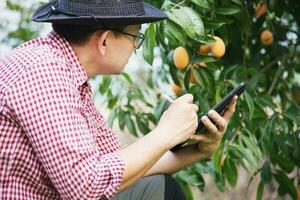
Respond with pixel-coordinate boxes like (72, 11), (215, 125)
(90, 26), (145, 49)
(110, 29), (145, 49)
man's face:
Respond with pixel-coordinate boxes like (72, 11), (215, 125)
(98, 25), (142, 75)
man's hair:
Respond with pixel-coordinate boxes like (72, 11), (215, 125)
(52, 23), (125, 45)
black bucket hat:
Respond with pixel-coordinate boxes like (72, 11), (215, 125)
(32, 0), (168, 26)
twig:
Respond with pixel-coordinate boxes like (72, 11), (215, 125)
(267, 64), (284, 95)
(261, 52), (300, 73)
(261, 56), (282, 73)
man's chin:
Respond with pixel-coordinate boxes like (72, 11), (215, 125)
(102, 67), (125, 75)
(110, 70), (124, 75)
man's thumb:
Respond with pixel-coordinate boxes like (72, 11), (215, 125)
(176, 94), (194, 103)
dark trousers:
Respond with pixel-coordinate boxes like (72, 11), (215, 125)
(112, 174), (187, 200)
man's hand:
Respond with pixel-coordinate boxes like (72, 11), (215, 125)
(155, 94), (199, 149)
(190, 96), (238, 158)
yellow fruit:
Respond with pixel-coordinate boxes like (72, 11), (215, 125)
(199, 44), (211, 55)
(261, 30), (273, 46)
(255, 2), (268, 17)
(210, 36), (226, 58)
(172, 83), (183, 95)
(173, 47), (189, 69)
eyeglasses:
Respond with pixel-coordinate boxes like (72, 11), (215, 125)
(111, 29), (145, 49)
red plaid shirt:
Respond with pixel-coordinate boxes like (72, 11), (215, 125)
(0, 31), (125, 200)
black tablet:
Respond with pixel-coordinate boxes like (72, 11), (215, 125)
(171, 82), (246, 151)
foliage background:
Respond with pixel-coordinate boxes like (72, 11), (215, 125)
(1, 0), (299, 199)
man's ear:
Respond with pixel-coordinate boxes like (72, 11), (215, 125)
(96, 30), (111, 56)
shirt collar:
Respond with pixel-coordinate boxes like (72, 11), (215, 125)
(47, 31), (89, 88)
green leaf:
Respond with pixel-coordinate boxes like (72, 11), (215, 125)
(216, 6), (241, 15)
(192, 67), (206, 90)
(241, 134), (262, 159)
(244, 91), (254, 120)
(121, 72), (133, 84)
(154, 100), (169, 121)
(257, 95), (277, 109)
(176, 169), (205, 189)
(193, 34), (216, 44)
(169, 64), (181, 86)
(107, 108), (117, 127)
(223, 158), (238, 187)
(191, 0), (210, 9)
(194, 67), (215, 94)
(196, 55), (217, 63)
(202, 18), (228, 30)
(176, 180), (194, 200)
(6, 1), (24, 12)
(225, 80), (239, 92)
(273, 170), (297, 199)
(218, 64), (239, 81)
(143, 23), (157, 64)
(155, 22), (168, 51)
(213, 148), (222, 173)
(98, 76), (111, 94)
(261, 161), (272, 183)
(164, 21), (187, 46)
(184, 68), (191, 92)
(167, 7), (204, 38)
(8, 27), (37, 42)
(214, 172), (225, 192)
(118, 110), (126, 131)
(136, 117), (151, 135)
(256, 181), (264, 200)
(108, 96), (118, 109)
(145, 112), (157, 124)
(233, 144), (258, 171)
(283, 112), (300, 124)
(231, 0), (243, 6)
(271, 155), (294, 173)
(125, 114), (137, 137)
(214, 84), (222, 104)
(261, 117), (275, 154)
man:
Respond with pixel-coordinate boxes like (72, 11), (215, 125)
(0, 0), (238, 199)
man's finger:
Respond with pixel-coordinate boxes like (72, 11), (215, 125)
(201, 116), (219, 137)
(208, 110), (227, 132)
(192, 104), (199, 112)
(223, 96), (238, 121)
(176, 93), (194, 103)
(190, 134), (205, 142)
(190, 134), (213, 143)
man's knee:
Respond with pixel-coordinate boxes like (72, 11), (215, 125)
(113, 174), (165, 200)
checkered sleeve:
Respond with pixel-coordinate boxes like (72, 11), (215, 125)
(8, 61), (125, 199)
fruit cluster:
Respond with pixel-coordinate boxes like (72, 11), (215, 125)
(171, 2), (275, 95)
(171, 36), (225, 94)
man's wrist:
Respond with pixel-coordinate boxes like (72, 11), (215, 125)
(150, 128), (174, 151)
